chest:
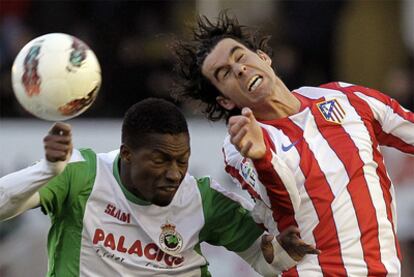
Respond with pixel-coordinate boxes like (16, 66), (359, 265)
(266, 97), (378, 183)
(78, 163), (205, 272)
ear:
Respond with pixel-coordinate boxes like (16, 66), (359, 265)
(216, 95), (237, 110)
(120, 144), (132, 163)
(257, 50), (272, 66)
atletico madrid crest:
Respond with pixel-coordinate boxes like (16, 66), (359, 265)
(317, 98), (346, 124)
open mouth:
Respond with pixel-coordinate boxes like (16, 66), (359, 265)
(248, 75), (263, 92)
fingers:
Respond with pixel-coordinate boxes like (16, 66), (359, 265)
(228, 116), (250, 151)
(283, 226), (301, 236)
(241, 107), (253, 119)
(239, 140), (253, 157)
(278, 225), (321, 261)
(293, 240), (321, 255)
(260, 234), (275, 264)
(49, 122), (71, 136)
(44, 123), (73, 162)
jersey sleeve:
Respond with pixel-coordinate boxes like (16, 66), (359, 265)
(39, 149), (96, 219)
(222, 134), (300, 217)
(355, 87), (414, 154)
(322, 82), (414, 154)
(197, 177), (264, 253)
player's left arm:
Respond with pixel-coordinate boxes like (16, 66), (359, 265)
(352, 86), (414, 154)
(198, 178), (310, 275)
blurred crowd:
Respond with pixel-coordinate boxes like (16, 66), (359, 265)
(0, 0), (412, 118)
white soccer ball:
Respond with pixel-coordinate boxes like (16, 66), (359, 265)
(11, 33), (101, 121)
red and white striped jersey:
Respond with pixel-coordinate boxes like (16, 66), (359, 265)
(223, 82), (414, 277)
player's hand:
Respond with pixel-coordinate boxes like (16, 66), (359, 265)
(261, 234), (278, 263)
(43, 122), (73, 163)
(228, 107), (266, 159)
(276, 226), (320, 262)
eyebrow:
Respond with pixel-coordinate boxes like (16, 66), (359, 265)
(151, 148), (190, 158)
(213, 45), (243, 81)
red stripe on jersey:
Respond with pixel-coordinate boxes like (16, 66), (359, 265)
(253, 128), (298, 231)
(356, 86), (414, 124)
(346, 93), (402, 261)
(254, 129), (299, 277)
(284, 120), (348, 276)
(310, 103), (388, 276)
(373, 120), (414, 153)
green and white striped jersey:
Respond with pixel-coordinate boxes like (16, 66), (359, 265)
(39, 149), (263, 276)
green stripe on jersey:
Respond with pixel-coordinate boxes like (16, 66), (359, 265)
(39, 149), (97, 277)
(197, 177), (263, 253)
(112, 154), (152, 205)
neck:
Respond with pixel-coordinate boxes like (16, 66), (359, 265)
(256, 85), (301, 121)
(119, 159), (141, 199)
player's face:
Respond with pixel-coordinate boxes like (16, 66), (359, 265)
(121, 133), (190, 206)
(202, 38), (283, 113)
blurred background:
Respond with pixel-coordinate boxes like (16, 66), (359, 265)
(0, 0), (413, 276)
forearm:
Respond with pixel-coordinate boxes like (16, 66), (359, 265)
(0, 159), (66, 220)
(252, 132), (301, 213)
(237, 236), (297, 276)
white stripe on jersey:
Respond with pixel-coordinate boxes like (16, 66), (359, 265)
(290, 109), (367, 276)
(354, 91), (414, 145)
(342, 95), (400, 274)
(257, 128), (302, 212)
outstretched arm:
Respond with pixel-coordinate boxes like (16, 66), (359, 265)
(0, 122), (72, 221)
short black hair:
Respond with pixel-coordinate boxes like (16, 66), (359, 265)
(173, 10), (272, 122)
(122, 98), (189, 149)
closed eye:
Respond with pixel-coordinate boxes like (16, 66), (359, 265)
(223, 69), (230, 78)
(236, 54), (244, 62)
(219, 68), (230, 80)
(152, 159), (165, 165)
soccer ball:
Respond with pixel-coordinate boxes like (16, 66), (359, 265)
(11, 33), (101, 121)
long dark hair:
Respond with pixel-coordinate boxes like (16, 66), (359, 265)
(173, 11), (272, 122)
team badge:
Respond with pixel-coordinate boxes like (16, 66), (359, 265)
(317, 98), (346, 124)
(159, 223), (183, 256)
(240, 158), (257, 188)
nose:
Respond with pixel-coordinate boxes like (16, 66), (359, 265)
(165, 162), (182, 183)
(234, 63), (247, 77)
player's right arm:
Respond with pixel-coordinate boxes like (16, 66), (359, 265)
(0, 123), (72, 221)
(225, 107), (300, 215)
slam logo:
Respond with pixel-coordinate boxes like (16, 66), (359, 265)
(159, 223), (183, 256)
(317, 98), (346, 124)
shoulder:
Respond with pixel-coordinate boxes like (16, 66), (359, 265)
(195, 176), (254, 211)
(62, 148), (99, 187)
(66, 148), (97, 171)
(295, 82), (389, 107)
(319, 82), (384, 98)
